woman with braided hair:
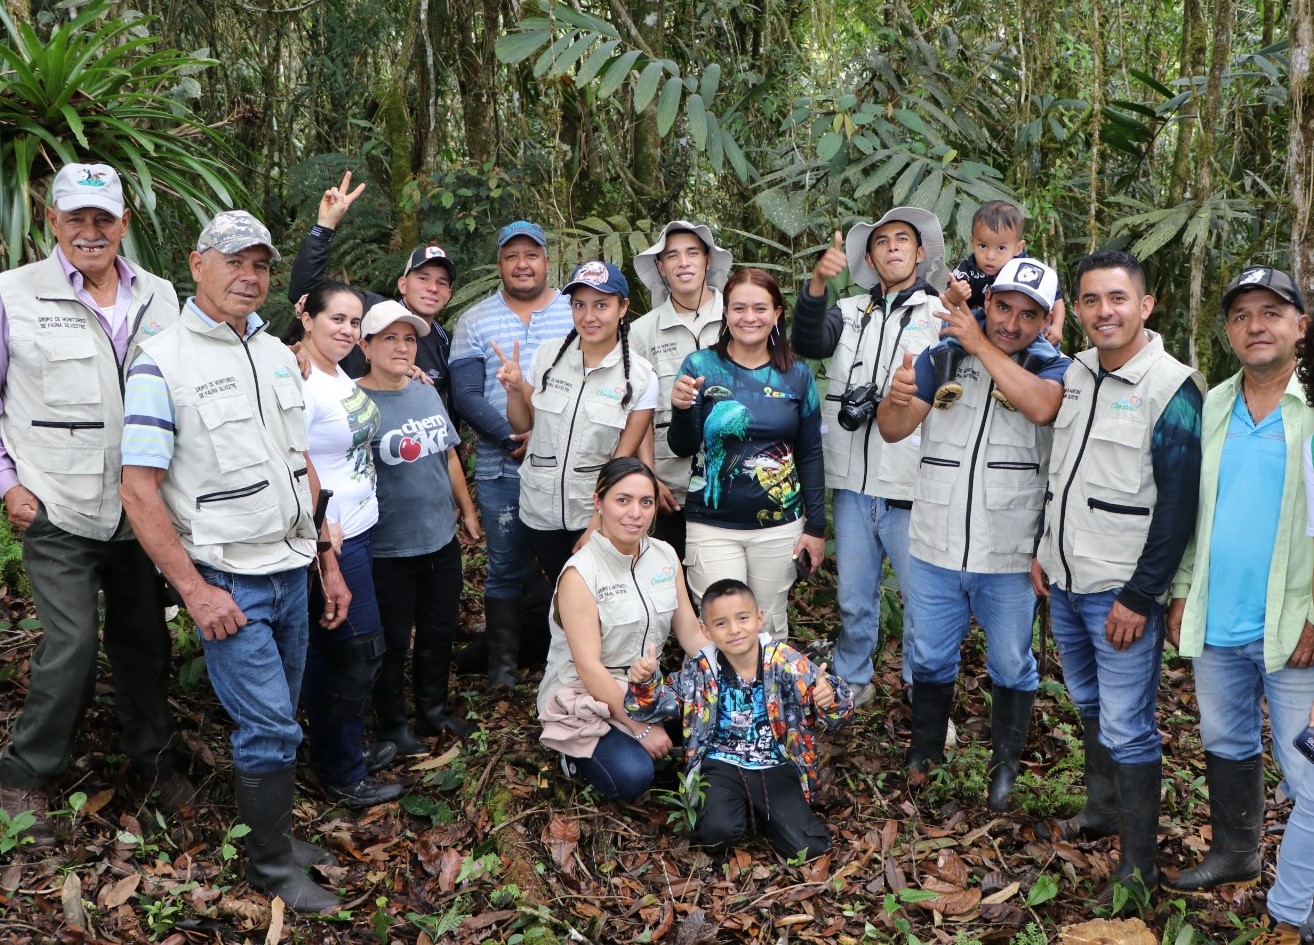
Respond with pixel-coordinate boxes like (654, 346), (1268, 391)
(495, 261), (657, 591)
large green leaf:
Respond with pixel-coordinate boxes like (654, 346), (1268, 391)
(656, 77), (683, 136)
(633, 60), (666, 112)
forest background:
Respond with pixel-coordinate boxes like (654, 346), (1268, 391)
(2, 0), (1314, 942)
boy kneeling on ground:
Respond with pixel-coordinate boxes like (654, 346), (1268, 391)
(625, 579), (854, 859)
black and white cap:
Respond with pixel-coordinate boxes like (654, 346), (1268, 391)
(990, 257), (1059, 312)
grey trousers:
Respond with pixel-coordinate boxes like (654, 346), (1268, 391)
(0, 506), (176, 787)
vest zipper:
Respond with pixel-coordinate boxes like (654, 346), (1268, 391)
(31, 420), (105, 432)
(559, 379), (588, 531)
(196, 479), (270, 508)
(1056, 371), (1106, 590)
(631, 543), (653, 655)
(960, 382), (996, 571)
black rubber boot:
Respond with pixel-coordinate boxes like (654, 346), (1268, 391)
(906, 681), (955, 773)
(486, 597), (522, 690)
(1035, 717), (1119, 842)
(987, 687), (1035, 812)
(1164, 752), (1263, 892)
(931, 345), (967, 409)
(291, 838), (337, 869)
(234, 768), (341, 912)
(452, 634), (489, 675)
(414, 646), (474, 738)
(1105, 759), (1162, 910)
(371, 649), (428, 757)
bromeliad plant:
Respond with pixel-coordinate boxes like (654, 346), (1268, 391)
(0, 0), (243, 272)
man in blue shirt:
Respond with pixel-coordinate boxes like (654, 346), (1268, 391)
(1165, 266), (1314, 942)
(449, 222), (573, 686)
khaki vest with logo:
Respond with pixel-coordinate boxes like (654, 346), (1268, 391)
(1038, 331), (1201, 595)
(141, 306), (316, 574)
(821, 291), (942, 499)
(0, 254), (179, 540)
(629, 291), (723, 502)
(520, 336), (655, 531)
(908, 348), (1053, 573)
(537, 532), (680, 716)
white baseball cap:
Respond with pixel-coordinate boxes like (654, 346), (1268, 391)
(990, 257), (1060, 312)
(50, 163), (125, 217)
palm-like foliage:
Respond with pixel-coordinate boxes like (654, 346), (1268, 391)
(0, 1), (243, 272)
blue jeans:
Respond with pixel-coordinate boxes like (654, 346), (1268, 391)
(476, 473), (531, 600)
(1193, 641), (1314, 926)
(303, 530), (384, 788)
(906, 556), (1038, 690)
(831, 490), (915, 687)
(196, 565), (309, 773)
(563, 726), (654, 801)
(1048, 587), (1164, 765)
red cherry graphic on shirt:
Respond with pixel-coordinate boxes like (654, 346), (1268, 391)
(399, 437), (422, 462)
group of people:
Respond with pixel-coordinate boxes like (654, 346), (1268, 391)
(0, 158), (1311, 939)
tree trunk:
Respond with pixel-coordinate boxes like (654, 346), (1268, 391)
(627, 0), (666, 199)
(1292, 0), (1314, 293)
(4, 0), (30, 24)
(444, 0), (503, 165)
(1168, 0), (1204, 205)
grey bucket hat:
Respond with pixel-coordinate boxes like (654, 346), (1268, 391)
(634, 220), (733, 306)
(845, 207), (947, 292)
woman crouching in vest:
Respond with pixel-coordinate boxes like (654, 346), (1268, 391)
(294, 285), (404, 809)
(356, 301), (481, 756)
(496, 260), (657, 594)
(667, 269), (827, 641)
(538, 457), (708, 798)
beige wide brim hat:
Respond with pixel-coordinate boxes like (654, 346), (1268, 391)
(845, 207), (948, 292)
(634, 220), (733, 306)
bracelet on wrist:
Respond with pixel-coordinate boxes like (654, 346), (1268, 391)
(636, 724), (653, 741)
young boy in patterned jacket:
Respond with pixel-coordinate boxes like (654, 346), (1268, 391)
(625, 579), (854, 860)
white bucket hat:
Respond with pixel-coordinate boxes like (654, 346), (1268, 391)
(634, 220), (733, 306)
(845, 207), (948, 292)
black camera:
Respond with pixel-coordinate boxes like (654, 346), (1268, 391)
(837, 383), (882, 431)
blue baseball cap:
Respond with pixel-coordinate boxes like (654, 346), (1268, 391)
(563, 260), (629, 298)
(497, 220), (548, 248)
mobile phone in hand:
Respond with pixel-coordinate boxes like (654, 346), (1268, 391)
(794, 549), (812, 580)
(1296, 725), (1314, 765)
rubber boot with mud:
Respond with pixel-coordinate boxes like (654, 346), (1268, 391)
(1164, 752), (1263, 892)
(485, 596), (522, 690)
(986, 686), (1035, 812)
(1035, 717), (1119, 842)
(235, 767), (341, 913)
(414, 645), (474, 738)
(1102, 759), (1162, 913)
(931, 345), (967, 409)
(906, 680), (955, 774)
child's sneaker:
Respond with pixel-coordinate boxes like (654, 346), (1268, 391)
(560, 755), (576, 780)
(931, 345), (966, 409)
(852, 682), (877, 709)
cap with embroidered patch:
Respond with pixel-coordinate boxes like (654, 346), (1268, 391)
(402, 245), (456, 280)
(51, 163), (125, 217)
(1222, 266), (1305, 315)
(195, 210), (281, 260)
(562, 260), (629, 297)
(989, 257), (1059, 312)
(497, 220), (548, 248)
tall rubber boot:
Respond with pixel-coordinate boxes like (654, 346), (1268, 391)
(414, 646), (473, 738)
(1164, 752), (1263, 892)
(987, 687), (1035, 812)
(931, 345), (967, 409)
(906, 681), (955, 773)
(452, 634), (488, 675)
(1035, 717), (1119, 841)
(485, 597), (522, 690)
(1105, 759), (1162, 911)
(372, 641), (427, 757)
(234, 768), (341, 913)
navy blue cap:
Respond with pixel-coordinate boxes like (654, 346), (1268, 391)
(497, 220), (547, 248)
(563, 260), (629, 297)
(1223, 266), (1306, 315)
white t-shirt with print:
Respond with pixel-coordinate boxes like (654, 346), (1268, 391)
(303, 366), (381, 539)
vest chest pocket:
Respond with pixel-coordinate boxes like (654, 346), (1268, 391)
(910, 475), (954, 551)
(36, 336), (100, 406)
(1085, 417), (1146, 494)
(273, 379), (307, 453)
(989, 409), (1037, 448)
(985, 478), (1045, 554)
(531, 384), (572, 417)
(190, 479), (289, 547)
(196, 394), (271, 473)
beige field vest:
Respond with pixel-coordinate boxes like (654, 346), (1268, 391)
(520, 336), (655, 531)
(908, 348), (1053, 573)
(821, 291), (942, 499)
(537, 532), (680, 716)
(629, 291), (723, 502)
(1038, 332), (1202, 595)
(141, 306), (316, 574)
(0, 254), (178, 540)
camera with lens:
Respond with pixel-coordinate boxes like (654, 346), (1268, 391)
(837, 383), (882, 431)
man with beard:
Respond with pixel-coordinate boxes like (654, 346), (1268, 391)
(287, 171), (457, 416)
(449, 221), (572, 687)
(0, 163), (192, 845)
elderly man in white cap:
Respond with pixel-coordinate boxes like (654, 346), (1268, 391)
(790, 208), (948, 710)
(0, 163), (191, 846)
(629, 220), (733, 561)
(120, 210), (350, 912)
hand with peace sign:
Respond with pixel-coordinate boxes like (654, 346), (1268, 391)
(628, 642), (661, 685)
(808, 230), (849, 298)
(317, 170), (367, 230)
(491, 339), (522, 393)
(812, 662), (836, 711)
(494, 339), (534, 436)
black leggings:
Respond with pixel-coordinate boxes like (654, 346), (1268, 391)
(527, 527), (585, 586)
(693, 759), (830, 861)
